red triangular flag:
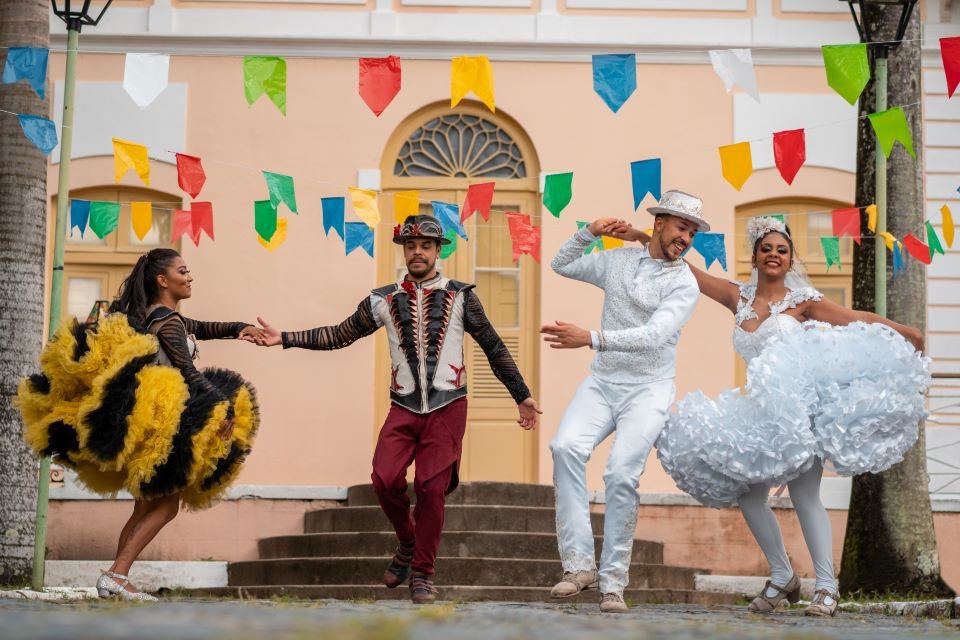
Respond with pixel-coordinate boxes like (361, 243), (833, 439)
(903, 233), (932, 264)
(831, 207), (861, 245)
(359, 56), (401, 117)
(171, 209), (200, 245)
(941, 37), (960, 99)
(505, 212), (541, 263)
(461, 182), (495, 222)
(191, 201), (214, 241)
(175, 153), (206, 199)
(772, 129), (806, 185)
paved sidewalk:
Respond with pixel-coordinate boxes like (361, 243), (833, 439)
(1, 599), (958, 640)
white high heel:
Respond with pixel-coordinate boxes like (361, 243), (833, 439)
(96, 570), (159, 602)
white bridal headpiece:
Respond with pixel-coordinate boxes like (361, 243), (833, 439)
(745, 216), (813, 290)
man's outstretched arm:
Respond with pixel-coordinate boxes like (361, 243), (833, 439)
(251, 297), (382, 350)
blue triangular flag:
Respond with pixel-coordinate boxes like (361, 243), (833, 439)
(345, 221), (375, 257)
(321, 196), (345, 240)
(893, 240), (904, 276)
(630, 158), (661, 210)
(2, 47), (49, 98)
(691, 233), (727, 271)
(432, 201), (467, 240)
(592, 54), (637, 114)
(17, 114), (57, 155)
(70, 199), (91, 237)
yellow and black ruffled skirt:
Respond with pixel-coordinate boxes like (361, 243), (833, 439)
(15, 313), (259, 510)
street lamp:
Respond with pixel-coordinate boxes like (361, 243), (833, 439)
(32, 0), (114, 592)
(840, 0), (918, 318)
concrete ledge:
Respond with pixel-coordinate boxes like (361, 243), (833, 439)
(840, 599), (958, 619)
(44, 560), (228, 591)
(0, 588), (97, 601)
(49, 483), (349, 501)
(694, 574), (816, 600)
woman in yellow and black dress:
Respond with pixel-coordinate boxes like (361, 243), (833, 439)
(17, 248), (261, 600)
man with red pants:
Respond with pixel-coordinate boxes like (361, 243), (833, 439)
(254, 214), (541, 603)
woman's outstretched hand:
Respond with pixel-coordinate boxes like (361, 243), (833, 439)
(241, 317), (283, 347)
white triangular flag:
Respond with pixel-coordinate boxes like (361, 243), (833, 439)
(123, 53), (170, 108)
(708, 48), (760, 103)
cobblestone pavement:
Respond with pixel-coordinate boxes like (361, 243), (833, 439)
(1, 599), (958, 640)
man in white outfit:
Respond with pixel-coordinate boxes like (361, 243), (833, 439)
(540, 190), (710, 613)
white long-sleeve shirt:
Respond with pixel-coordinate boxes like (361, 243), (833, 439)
(551, 227), (699, 384)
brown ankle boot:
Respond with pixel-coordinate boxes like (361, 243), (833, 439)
(409, 574), (439, 604)
(382, 540), (415, 588)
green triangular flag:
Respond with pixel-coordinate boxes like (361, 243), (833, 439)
(440, 229), (458, 259)
(262, 171), (298, 214)
(822, 44), (870, 105)
(867, 108), (916, 159)
(821, 236), (841, 271)
(89, 201), (120, 239)
(543, 172), (573, 218)
(254, 199), (278, 242)
(576, 221), (604, 254)
(926, 220), (945, 258)
(243, 56), (287, 115)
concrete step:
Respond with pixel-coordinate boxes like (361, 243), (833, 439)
(346, 482), (556, 508)
(193, 584), (741, 605)
(304, 505), (604, 535)
(228, 557), (704, 590)
(258, 531), (663, 564)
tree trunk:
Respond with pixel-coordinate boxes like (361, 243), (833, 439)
(840, 4), (954, 597)
(0, 0), (48, 586)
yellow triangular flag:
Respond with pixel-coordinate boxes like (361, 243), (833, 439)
(131, 201), (152, 241)
(451, 55), (495, 113)
(112, 138), (150, 186)
(601, 235), (624, 250)
(718, 142), (753, 191)
(865, 204), (877, 233)
(879, 231), (897, 251)
(258, 217), (287, 251)
(350, 187), (381, 228)
(942, 204), (954, 248)
(643, 228), (653, 236)
(394, 190), (419, 225)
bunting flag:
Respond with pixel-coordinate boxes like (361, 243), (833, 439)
(576, 221), (604, 254)
(322, 196), (345, 240)
(543, 172), (573, 218)
(927, 220), (946, 258)
(350, 188), (381, 227)
(17, 114), (57, 155)
(941, 37), (960, 98)
(243, 56), (287, 115)
(821, 236), (841, 271)
(263, 171), (298, 214)
(450, 55), (495, 112)
(440, 229), (459, 259)
(254, 199), (278, 242)
(123, 53), (170, 108)
(461, 182), (495, 222)
(879, 231), (897, 251)
(176, 153), (206, 198)
(719, 142), (753, 191)
(70, 199), (91, 236)
(601, 235), (624, 250)
(432, 201), (467, 240)
(630, 158), (661, 209)
(359, 56), (402, 117)
(868, 107), (915, 159)
(902, 233), (932, 265)
(1, 47), (48, 98)
(394, 190), (420, 224)
(506, 212), (541, 262)
(708, 48), (760, 102)
(131, 201), (153, 241)
(822, 44), (870, 105)
(173, 202), (214, 246)
(345, 221), (375, 257)
(831, 207), (861, 245)
(112, 138), (150, 186)
(893, 240), (905, 275)
(941, 204), (954, 248)
(592, 53), (637, 113)
(258, 217), (288, 252)
(772, 129), (805, 185)
(174, 209), (196, 245)
(865, 203), (878, 233)
(89, 201), (121, 239)
(691, 233), (728, 271)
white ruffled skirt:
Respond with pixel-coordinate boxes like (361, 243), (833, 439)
(657, 322), (930, 508)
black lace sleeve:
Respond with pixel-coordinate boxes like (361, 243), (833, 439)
(281, 297), (380, 350)
(154, 316), (228, 406)
(462, 289), (531, 404)
(180, 317), (250, 341)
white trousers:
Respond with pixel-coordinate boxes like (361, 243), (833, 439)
(550, 375), (675, 595)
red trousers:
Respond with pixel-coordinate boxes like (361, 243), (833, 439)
(371, 398), (467, 576)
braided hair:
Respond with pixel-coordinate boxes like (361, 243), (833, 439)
(108, 248), (181, 325)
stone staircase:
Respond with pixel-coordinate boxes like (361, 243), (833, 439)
(200, 482), (738, 604)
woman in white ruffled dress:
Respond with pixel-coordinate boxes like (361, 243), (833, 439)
(610, 216), (928, 617)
